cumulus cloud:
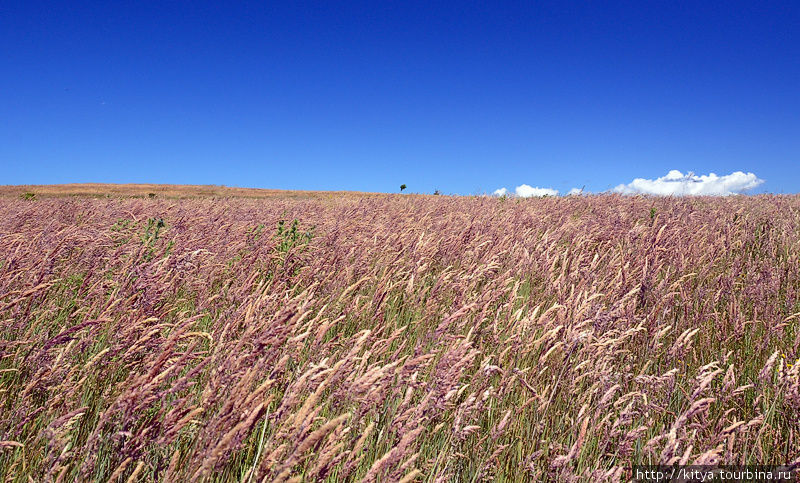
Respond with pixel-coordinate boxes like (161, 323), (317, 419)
(515, 184), (559, 197)
(493, 184), (559, 197)
(493, 187), (509, 197)
(567, 188), (585, 196)
(612, 170), (764, 196)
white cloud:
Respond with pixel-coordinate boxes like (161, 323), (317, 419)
(493, 187), (509, 196)
(492, 185), (559, 197)
(567, 188), (585, 196)
(515, 184), (559, 197)
(612, 170), (764, 196)
(492, 185), (560, 197)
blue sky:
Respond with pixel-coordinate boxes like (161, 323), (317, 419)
(2, 1), (798, 194)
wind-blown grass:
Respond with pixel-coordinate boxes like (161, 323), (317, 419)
(0, 194), (798, 481)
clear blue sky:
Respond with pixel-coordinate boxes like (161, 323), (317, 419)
(2, 1), (798, 194)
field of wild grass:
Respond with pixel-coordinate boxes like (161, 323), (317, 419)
(1, 194), (799, 481)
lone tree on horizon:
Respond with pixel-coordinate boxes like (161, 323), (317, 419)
(400, 184), (407, 192)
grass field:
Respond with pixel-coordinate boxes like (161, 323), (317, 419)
(1, 188), (799, 481)
(0, 183), (379, 200)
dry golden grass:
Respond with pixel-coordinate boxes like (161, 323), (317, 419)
(0, 183), (381, 200)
